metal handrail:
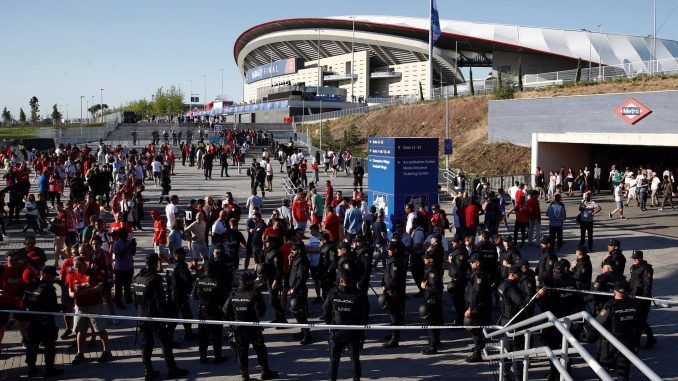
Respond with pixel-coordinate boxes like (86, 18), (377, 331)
(484, 310), (662, 381)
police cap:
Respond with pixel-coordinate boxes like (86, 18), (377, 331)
(608, 238), (620, 247)
(240, 270), (257, 283)
(146, 253), (160, 263)
(540, 236), (551, 245)
(576, 245), (588, 255)
(554, 259), (570, 272)
(353, 234), (366, 243)
(469, 253), (481, 263)
(338, 242), (351, 250)
(508, 265), (522, 274)
(42, 265), (57, 277)
(631, 250), (644, 260)
(503, 235), (513, 243)
(614, 280), (630, 293)
(519, 259), (530, 268)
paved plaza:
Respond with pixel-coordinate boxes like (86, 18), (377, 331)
(1, 148), (677, 381)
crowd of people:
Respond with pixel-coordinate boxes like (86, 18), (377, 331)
(0, 132), (674, 381)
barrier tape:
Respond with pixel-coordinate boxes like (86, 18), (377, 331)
(545, 287), (677, 307)
(0, 309), (500, 331)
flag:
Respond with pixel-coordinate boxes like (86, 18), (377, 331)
(431, 0), (441, 45)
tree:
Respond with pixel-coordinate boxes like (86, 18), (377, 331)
(19, 108), (26, 123)
(469, 67), (475, 95)
(518, 58), (524, 91)
(51, 104), (63, 124)
(1, 107), (11, 123)
(88, 104), (109, 118)
(151, 86), (185, 117)
(346, 123), (361, 148)
(575, 58), (582, 83)
(29, 96), (40, 123)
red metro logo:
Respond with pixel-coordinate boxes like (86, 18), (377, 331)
(614, 98), (652, 125)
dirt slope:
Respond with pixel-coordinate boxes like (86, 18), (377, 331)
(309, 76), (677, 176)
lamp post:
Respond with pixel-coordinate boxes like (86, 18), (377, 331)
(80, 96), (84, 133)
(597, 24), (603, 80)
(189, 79), (193, 119)
(91, 96), (94, 122)
(202, 74), (207, 112)
(580, 29), (592, 82)
(653, 0), (657, 75)
(350, 16), (355, 103)
(316, 29), (321, 96)
(100, 89), (104, 123)
(219, 68), (224, 99)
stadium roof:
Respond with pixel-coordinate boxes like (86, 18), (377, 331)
(235, 15), (678, 78)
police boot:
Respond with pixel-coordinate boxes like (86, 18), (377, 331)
(184, 330), (197, 342)
(465, 352), (483, 363)
(214, 354), (228, 365)
(421, 345), (438, 355)
(144, 367), (160, 381)
(166, 367), (189, 379)
(383, 332), (399, 348)
(260, 369), (279, 380)
(644, 336), (657, 349)
(43, 367), (63, 378)
(26, 364), (38, 378)
(300, 330), (313, 345)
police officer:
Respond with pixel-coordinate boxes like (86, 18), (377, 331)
(132, 254), (188, 380)
(381, 243), (406, 348)
(420, 250), (444, 355)
(536, 236), (558, 286)
(464, 253), (492, 362)
(165, 248), (196, 342)
(212, 246), (235, 295)
(572, 246), (593, 291)
(323, 273), (369, 381)
(629, 250), (656, 348)
(192, 261), (228, 364)
(447, 237), (470, 326)
(336, 241), (358, 284)
(352, 234), (373, 296)
(223, 271), (278, 381)
(604, 239), (626, 275)
(499, 235), (522, 279)
(540, 259), (583, 381)
(498, 265), (531, 379)
(476, 231), (500, 288)
(261, 237), (286, 324)
(425, 233), (446, 275)
(319, 232), (338, 299)
(410, 217), (427, 296)
(593, 260), (626, 313)
(596, 280), (642, 381)
(23, 265), (62, 378)
(288, 243), (312, 344)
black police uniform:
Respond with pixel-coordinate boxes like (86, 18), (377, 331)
(592, 271), (626, 313)
(536, 248), (558, 286)
(421, 262), (444, 354)
(165, 258), (195, 340)
(381, 251), (407, 346)
(319, 240), (338, 298)
(477, 240), (500, 286)
(572, 254), (593, 290)
(465, 265), (492, 361)
(336, 249), (359, 285)
(500, 246), (522, 279)
(541, 270), (583, 380)
(323, 281), (369, 381)
(604, 248), (626, 275)
(289, 251), (312, 343)
(132, 267), (186, 379)
(354, 241), (373, 295)
(497, 276), (529, 377)
(192, 266), (228, 363)
(213, 252), (235, 295)
(427, 239), (446, 275)
(447, 247), (471, 326)
(629, 259), (655, 346)
(263, 245), (286, 322)
(518, 267), (537, 318)
(223, 278), (277, 381)
(596, 296), (642, 381)
(23, 279), (60, 376)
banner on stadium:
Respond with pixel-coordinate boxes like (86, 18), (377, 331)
(246, 58), (301, 84)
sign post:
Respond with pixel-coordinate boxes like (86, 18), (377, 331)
(367, 137), (439, 231)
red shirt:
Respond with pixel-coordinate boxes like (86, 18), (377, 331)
(0, 264), (26, 306)
(299, 162), (307, 175)
(153, 220), (167, 245)
(323, 212), (341, 241)
(60, 257), (76, 281)
(67, 271), (101, 307)
(527, 197), (541, 220)
(464, 204), (480, 228)
(280, 242), (293, 273)
(90, 249), (113, 285)
(292, 198), (309, 222)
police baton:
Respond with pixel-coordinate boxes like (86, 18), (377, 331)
(503, 290), (542, 328)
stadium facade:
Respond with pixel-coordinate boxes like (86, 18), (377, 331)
(235, 15), (678, 103)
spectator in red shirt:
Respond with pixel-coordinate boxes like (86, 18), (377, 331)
(0, 250), (28, 346)
(526, 190), (542, 245)
(507, 195), (531, 247)
(90, 236), (115, 316)
(464, 198), (480, 238)
(291, 192), (309, 232)
(68, 256), (112, 365)
(324, 181), (334, 211)
(59, 252), (77, 338)
(151, 210), (168, 269)
(299, 159), (308, 188)
(323, 205), (342, 242)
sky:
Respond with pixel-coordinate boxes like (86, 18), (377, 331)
(1, 0), (676, 119)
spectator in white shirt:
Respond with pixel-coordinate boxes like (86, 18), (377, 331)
(165, 195), (179, 230)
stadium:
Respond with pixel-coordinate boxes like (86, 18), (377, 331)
(234, 15), (678, 106)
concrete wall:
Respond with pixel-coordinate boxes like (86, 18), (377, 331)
(534, 141), (592, 174)
(488, 90), (678, 146)
(492, 51), (578, 77)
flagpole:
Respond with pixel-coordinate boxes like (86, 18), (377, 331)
(428, 0), (433, 100)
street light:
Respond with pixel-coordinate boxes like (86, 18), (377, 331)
(580, 29), (593, 82)
(350, 16), (355, 103)
(91, 96), (95, 122)
(202, 74), (207, 111)
(100, 88), (104, 124)
(597, 24), (603, 80)
(219, 68), (224, 99)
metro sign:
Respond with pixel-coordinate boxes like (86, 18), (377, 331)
(614, 98), (652, 125)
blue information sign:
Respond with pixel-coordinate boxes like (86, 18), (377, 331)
(444, 139), (453, 155)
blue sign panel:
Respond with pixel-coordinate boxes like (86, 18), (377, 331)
(368, 137), (439, 229)
(444, 139), (453, 155)
(246, 58), (301, 84)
